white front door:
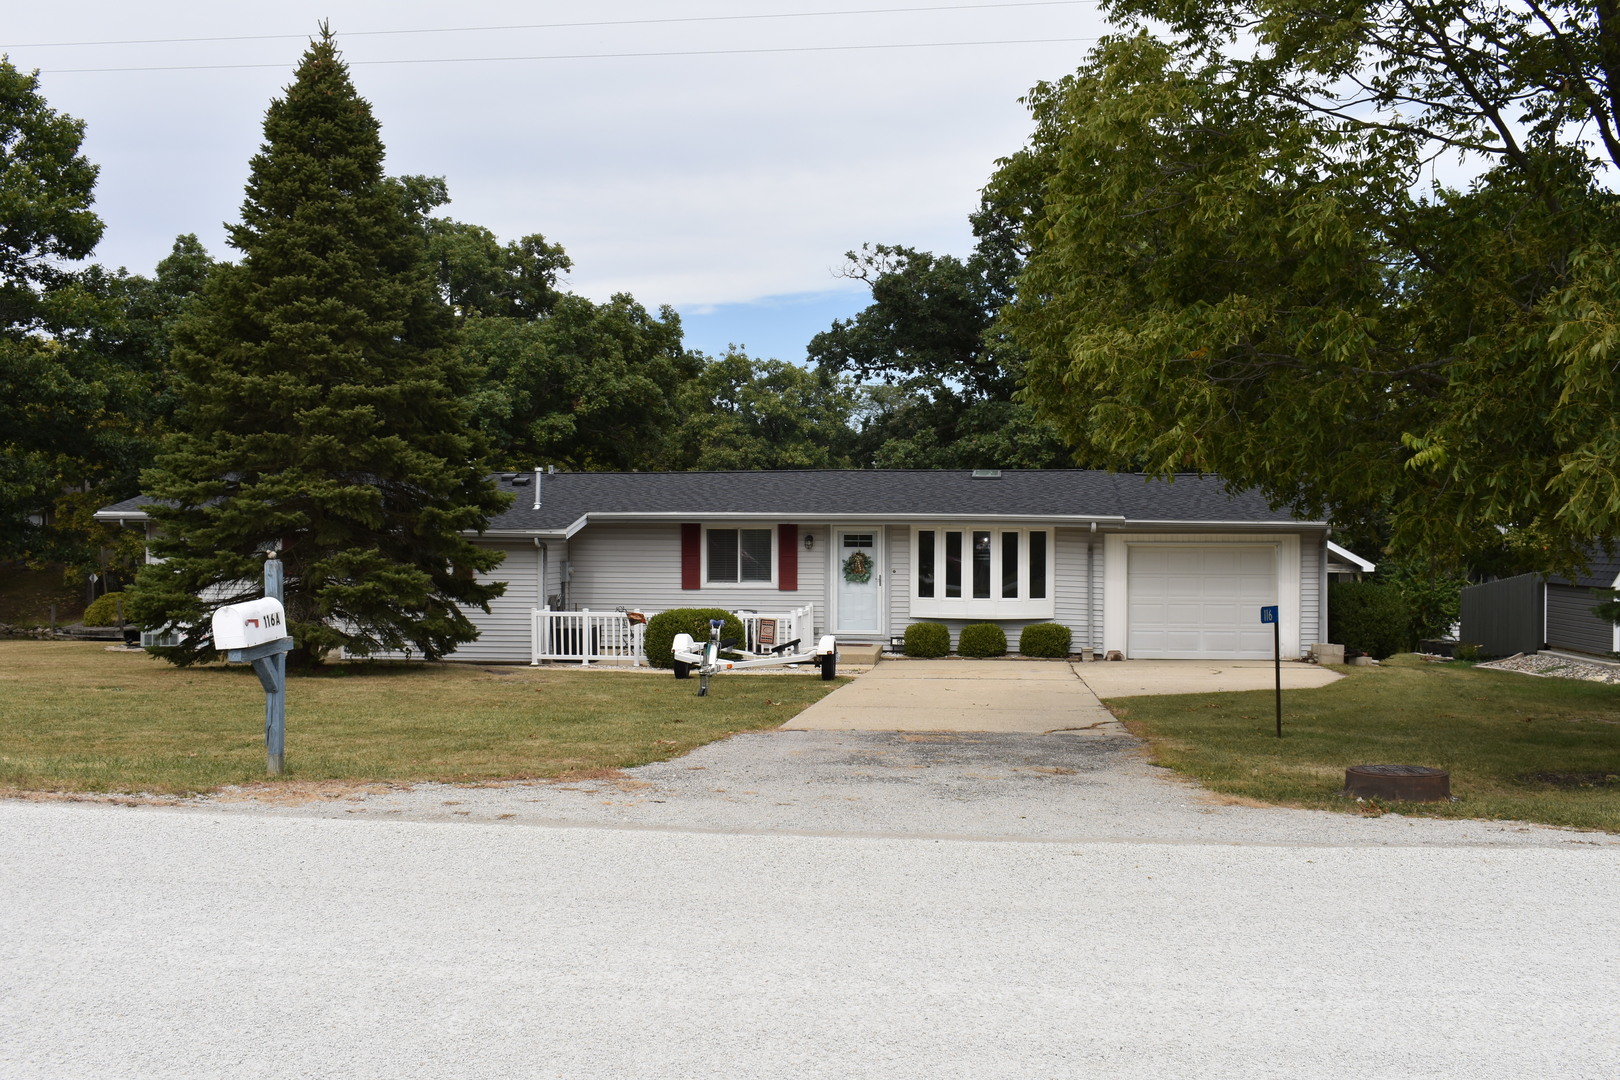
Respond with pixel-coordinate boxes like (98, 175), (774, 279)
(834, 530), (883, 636)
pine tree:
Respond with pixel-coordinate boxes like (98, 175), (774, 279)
(130, 28), (509, 666)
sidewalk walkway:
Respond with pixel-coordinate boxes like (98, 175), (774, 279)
(782, 659), (1120, 734)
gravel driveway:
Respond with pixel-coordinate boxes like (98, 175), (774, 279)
(5, 728), (1618, 1079)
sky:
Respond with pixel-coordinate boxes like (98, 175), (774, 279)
(3, 1), (1111, 363)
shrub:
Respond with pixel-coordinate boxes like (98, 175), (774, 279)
(82, 592), (127, 627)
(1454, 642), (1485, 663)
(957, 622), (1007, 658)
(1328, 581), (1411, 660)
(644, 608), (745, 669)
(1381, 555), (1469, 643)
(903, 621), (950, 658)
(1017, 622), (1071, 658)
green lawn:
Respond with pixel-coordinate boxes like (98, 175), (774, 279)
(0, 641), (842, 795)
(1108, 655), (1620, 831)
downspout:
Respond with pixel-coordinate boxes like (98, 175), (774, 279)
(531, 537), (548, 666)
(1319, 533), (1330, 650)
(534, 537), (547, 606)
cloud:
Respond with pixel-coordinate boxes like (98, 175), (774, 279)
(9, 0), (1109, 354)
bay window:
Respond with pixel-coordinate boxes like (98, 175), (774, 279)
(910, 526), (1054, 618)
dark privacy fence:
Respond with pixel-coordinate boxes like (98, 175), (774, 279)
(1459, 573), (1544, 658)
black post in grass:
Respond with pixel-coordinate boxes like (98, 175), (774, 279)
(1261, 605), (1281, 737)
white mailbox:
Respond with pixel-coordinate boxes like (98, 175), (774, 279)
(211, 598), (288, 651)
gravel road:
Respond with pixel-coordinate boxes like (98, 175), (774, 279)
(4, 730), (1618, 1079)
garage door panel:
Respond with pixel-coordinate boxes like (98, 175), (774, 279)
(1127, 545), (1277, 660)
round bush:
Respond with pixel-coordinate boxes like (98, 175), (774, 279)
(82, 592), (127, 627)
(1017, 622), (1071, 658)
(644, 608), (745, 669)
(1327, 581), (1411, 660)
(957, 622), (1007, 658)
(903, 621), (950, 658)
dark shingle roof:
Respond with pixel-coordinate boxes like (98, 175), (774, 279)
(94, 470), (1321, 532)
(1549, 549), (1620, 589)
(485, 470), (1316, 533)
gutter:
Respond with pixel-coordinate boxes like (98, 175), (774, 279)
(571, 511), (1131, 527)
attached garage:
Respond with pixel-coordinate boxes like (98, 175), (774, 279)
(1126, 545), (1278, 659)
(1103, 533), (1308, 660)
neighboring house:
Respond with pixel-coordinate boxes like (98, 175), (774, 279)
(1460, 552), (1620, 658)
(95, 469), (1358, 663)
(1326, 541), (1378, 583)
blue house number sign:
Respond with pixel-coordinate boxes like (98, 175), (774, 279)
(1260, 605), (1278, 624)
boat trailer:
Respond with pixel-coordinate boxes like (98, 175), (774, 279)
(672, 619), (838, 696)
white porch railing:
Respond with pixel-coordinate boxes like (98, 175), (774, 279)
(531, 609), (651, 666)
(530, 602), (816, 665)
(734, 603), (814, 655)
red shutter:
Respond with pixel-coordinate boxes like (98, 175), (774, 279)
(778, 524), (798, 591)
(681, 524), (701, 590)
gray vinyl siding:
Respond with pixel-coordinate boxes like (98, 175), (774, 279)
(1091, 533), (1105, 653)
(368, 541), (535, 663)
(545, 539), (568, 610)
(566, 522), (827, 638)
(1300, 538), (1321, 647)
(1053, 527), (1088, 654)
(1546, 583), (1616, 655)
(887, 528), (909, 641)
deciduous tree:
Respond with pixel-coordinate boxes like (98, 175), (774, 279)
(0, 59), (108, 562)
(1002, 1), (1620, 568)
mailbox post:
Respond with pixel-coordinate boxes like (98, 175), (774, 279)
(212, 553), (295, 775)
(1260, 605), (1281, 738)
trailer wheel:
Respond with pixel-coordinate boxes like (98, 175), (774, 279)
(673, 661), (690, 679)
(820, 653), (837, 680)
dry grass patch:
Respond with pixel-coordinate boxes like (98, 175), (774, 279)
(0, 641), (843, 795)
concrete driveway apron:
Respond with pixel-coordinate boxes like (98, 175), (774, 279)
(782, 659), (1119, 733)
(1075, 658), (1342, 698)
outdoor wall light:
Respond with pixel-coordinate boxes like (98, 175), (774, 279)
(803, 533), (815, 551)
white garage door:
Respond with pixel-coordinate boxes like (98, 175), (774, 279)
(1127, 546), (1277, 659)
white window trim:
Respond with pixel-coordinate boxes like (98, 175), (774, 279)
(701, 525), (778, 588)
(1102, 533), (1303, 659)
(909, 525), (1056, 620)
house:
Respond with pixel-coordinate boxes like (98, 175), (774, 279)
(1459, 551), (1620, 658)
(96, 469), (1355, 663)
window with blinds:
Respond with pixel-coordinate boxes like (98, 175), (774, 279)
(706, 528), (775, 584)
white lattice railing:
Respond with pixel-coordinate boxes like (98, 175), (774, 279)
(530, 602), (816, 665)
(531, 609), (650, 666)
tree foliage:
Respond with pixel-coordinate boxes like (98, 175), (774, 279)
(0, 58), (109, 562)
(811, 221), (1074, 470)
(663, 349), (857, 470)
(129, 30), (509, 667)
(463, 292), (696, 471)
(1001, 1), (1620, 569)
(396, 175), (573, 320)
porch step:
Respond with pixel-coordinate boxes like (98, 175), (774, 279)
(838, 642), (882, 666)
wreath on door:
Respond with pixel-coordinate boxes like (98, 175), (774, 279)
(842, 550), (873, 584)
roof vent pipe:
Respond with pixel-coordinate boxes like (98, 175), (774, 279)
(533, 467), (542, 510)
